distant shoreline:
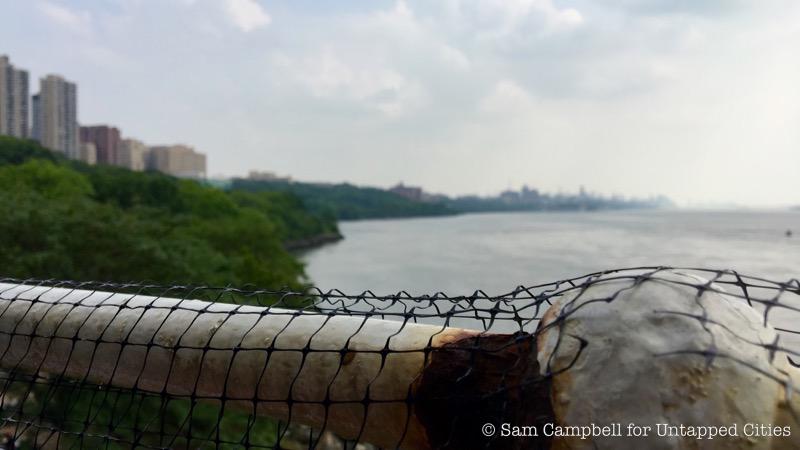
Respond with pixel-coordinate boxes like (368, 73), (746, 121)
(331, 206), (800, 224)
(334, 207), (665, 223)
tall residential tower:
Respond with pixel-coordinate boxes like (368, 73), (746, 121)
(119, 138), (148, 171)
(80, 125), (121, 165)
(0, 55), (29, 138)
(32, 74), (78, 157)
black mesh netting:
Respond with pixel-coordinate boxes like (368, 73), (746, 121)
(1, 266), (799, 449)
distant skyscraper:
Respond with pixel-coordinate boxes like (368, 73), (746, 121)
(80, 125), (121, 165)
(119, 138), (147, 171)
(79, 142), (97, 165)
(147, 145), (206, 179)
(0, 55), (29, 138)
(32, 74), (78, 157)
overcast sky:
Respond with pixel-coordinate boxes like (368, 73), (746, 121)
(2, 0), (799, 206)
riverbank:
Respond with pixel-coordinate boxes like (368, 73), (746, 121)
(285, 232), (344, 251)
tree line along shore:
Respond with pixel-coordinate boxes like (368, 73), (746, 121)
(0, 135), (338, 289)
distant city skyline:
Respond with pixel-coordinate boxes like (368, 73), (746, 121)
(0, 53), (208, 178)
(1, 1), (799, 206)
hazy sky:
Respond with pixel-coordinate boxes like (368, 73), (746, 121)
(2, 0), (799, 206)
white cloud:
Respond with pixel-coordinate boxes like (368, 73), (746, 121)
(393, 0), (413, 19)
(37, 1), (92, 36)
(439, 44), (470, 69)
(447, 0), (584, 40)
(223, 0), (271, 32)
(354, 0), (420, 37)
(551, 7), (583, 28)
(274, 48), (427, 117)
(480, 79), (533, 114)
(497, 0), (583, 27)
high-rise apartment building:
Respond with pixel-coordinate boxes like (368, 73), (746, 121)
(80, 125), (121, 165)
(147, 145), (206, 179)
(119, 138), (147, 171)
(79, 142), (97, 165)
(0, 55), (29, 138)
(32, 74), (78, 157)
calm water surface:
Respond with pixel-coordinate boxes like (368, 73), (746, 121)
(301, 210), (800, 295)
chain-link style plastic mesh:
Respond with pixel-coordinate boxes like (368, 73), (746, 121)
(1, 266), (799, 449)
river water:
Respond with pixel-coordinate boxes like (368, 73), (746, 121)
(301, 210), (800, 295)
